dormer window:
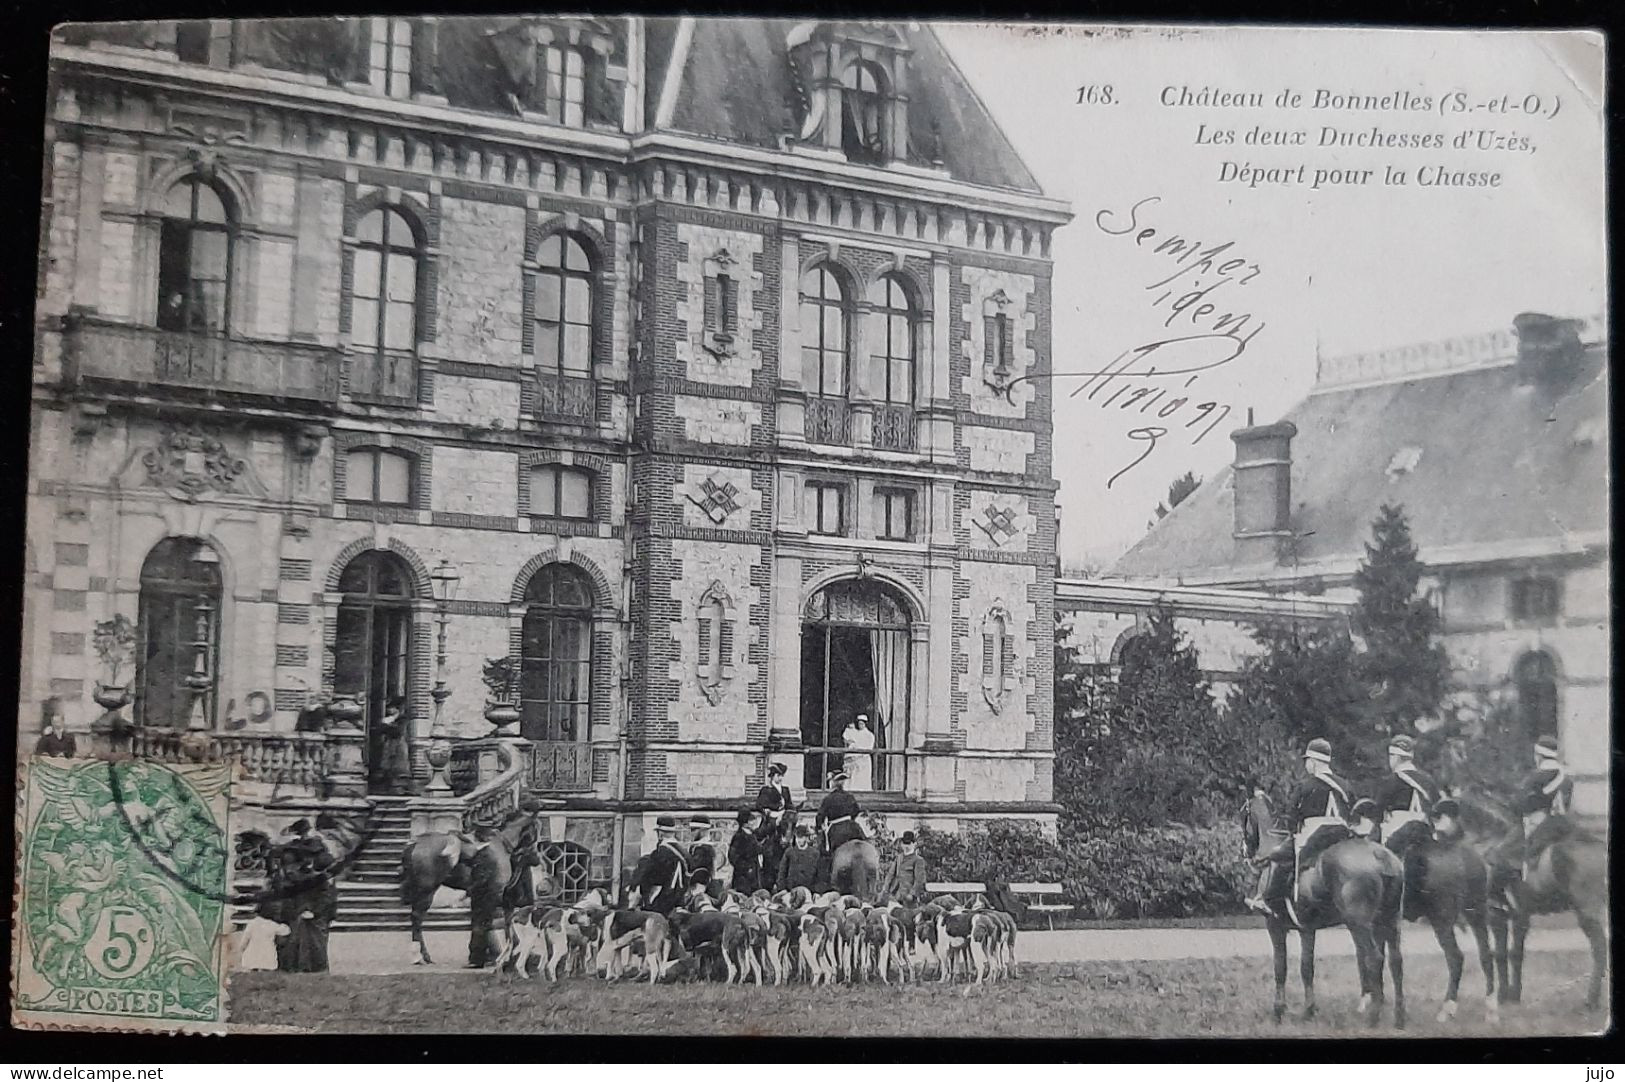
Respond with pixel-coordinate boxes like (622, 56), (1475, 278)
(369, 18), (413, 98)
(841, 62), (888, 164)
(539, 43), (586, 126)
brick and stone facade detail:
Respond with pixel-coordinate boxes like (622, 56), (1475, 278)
(673, 223), (766, 387)
(957, 265), (1038, 417)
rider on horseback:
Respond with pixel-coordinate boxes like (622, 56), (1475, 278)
(1515, 734), (1573, 871)
(1245, 738), (1353, 915)
(1375, 733), (1441, 919)
(816, 770), (866, 854)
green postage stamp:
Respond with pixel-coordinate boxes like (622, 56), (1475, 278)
(13, 757), (232, 1034)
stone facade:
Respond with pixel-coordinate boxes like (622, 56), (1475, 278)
(28, 17), (1071, 895)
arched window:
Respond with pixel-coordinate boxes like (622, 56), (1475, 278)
(345, 447), (415, 507)
(351, 207), (419, 353)
(529, 464), (592, 519)
(158, 176), (234, 333)
(333, 550), (416, 792)
(800, 266), (849, 397)
(1514, 650), (1559, 742)
(137, 538), (222, 727)
(521, 564), (593, 745)
(537, 43), (586, 126)
(984, 612), (1012, 700)
(801, 578), (911, 792)
(867, 275), (916, 405)
(532, 233), (594, 377)
(841, 62), (888, 164)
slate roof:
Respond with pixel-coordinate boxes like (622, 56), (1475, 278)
(646, 18), (1043, 194)
(1111, 341), (1610, 582)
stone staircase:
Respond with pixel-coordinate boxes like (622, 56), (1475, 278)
(332, 795), (470, 932)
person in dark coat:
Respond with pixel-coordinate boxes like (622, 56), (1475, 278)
(882, 831), (929, 903)
(728, 809), (765, 894)
(1246, 738), (1352, 913)
(756, 762), (796, 825)
(688, 815), (717, 883)
(634, 816), (689, 915)
(34, 697), (76, 758)
(1375, 734), (1441, 852)
(776, 824), (821, 893)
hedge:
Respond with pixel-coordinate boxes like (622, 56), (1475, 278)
(871, 818), (1254, 920)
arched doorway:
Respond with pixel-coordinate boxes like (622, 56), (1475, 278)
(137, 537), (223, 727)
(801, 578), (912, 792)
(1514, 650), (1560, 744)
(333, 550), (416, 793)
(520, 563), (594, 790)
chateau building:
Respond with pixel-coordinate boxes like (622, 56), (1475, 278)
(1112, 313), (1610, 816)
(26, 17), (1071, 899)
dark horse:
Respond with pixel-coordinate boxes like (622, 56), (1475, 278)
(1384, 818), (1497, 1022)
(1242, 791), (1407, 1027)
(398, 810), (542, 966)
(1457, 793), (1609, 1010)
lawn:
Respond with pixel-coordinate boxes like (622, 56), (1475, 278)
(229, 950), (1607, 1038)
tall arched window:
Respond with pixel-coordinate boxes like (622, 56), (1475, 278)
(867, 275), (916, 405)
(841, 62), (888, 164)
(137, 538), (222, 727)
(333, 550), (416, 793)
(352, 208), (419, 353)
(800, 579), (911, 792)
(1514, 650), (1559, 743)
(158, 176), (235, 333)
(521, 564), (593, 745)
(532, 233), (594, 377)
(800, 266), (849, 398)
(349, 207), (421, 400)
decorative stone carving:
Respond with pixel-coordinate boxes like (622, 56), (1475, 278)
(696, 580), (737, 705)
(975, 501), (1021, 547)
(687, 474), (742, 526)
(980, 603), (1015, 713)
(142, 424), (250, 501)
(169, 124), (249, 182)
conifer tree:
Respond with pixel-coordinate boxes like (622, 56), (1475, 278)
(1352, 503), (1451, 743)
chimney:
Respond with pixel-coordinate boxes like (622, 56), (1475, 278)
(1230, 420), (1297, 564)
(1512, 312), (1585, 387)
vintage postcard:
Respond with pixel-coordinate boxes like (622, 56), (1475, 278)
(13, 15), (1606, 1040)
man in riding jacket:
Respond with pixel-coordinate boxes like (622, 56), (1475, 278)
(636, 815), (690, 915)
(1376, 733), (1441, 919)
(688, 815), (717, 884)
(1515, 734), (1573, 870)
(1246, 738), (1352, 914)
(756, 762), (796, 827)
(816, 770), (865, 851)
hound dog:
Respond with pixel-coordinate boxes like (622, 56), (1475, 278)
(795, 904), (835, 986)
(670, 908), (754, 984)
(861, 904), (910, 984)
(755, 901), (797, 986)
(597, 908), (675, 984)
(493, 902), (595, 981)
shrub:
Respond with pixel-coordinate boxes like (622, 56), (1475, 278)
(870, 819), (1252, 919)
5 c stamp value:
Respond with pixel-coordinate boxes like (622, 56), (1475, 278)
(13, 757), (232, 1034)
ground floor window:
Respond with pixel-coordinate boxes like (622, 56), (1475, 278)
(137, 537), (222, 727)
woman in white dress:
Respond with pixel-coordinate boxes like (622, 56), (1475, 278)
(841, 713), (876, 791)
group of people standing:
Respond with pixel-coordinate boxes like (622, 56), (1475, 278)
(630, 762), (930, 913)
(1247, 731), (1574, 914)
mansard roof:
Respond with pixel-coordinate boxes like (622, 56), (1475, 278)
(1111, 322), (1609, 583)
(649, 19), (1043, 194)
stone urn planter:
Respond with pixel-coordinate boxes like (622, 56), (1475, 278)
(484, 701), (521, 733)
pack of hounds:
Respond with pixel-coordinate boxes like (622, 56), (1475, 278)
(492, 885), (1019, 986)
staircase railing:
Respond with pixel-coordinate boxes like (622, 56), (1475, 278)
(452, 737), (532, 830)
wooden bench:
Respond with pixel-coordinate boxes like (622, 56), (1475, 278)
(925, 881), (1072, 929)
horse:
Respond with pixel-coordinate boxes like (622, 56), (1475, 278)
(398, 810), (541, 966)
(1242, 791), (1408, 1027)
(1455, 792), (1609, 1010)
(829, 838), (880, 900)
(1383, 820), (1498, 1022)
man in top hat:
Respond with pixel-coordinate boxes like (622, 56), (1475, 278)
(634, 815), (690, 915)
(1376, 733), (1441, 852)
(882, 830), (929, 904)
(1246, 738), (1353, 914)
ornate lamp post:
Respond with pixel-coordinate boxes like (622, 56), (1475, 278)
(178, 599), (215, 760)
(425, 558), (461, 794)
